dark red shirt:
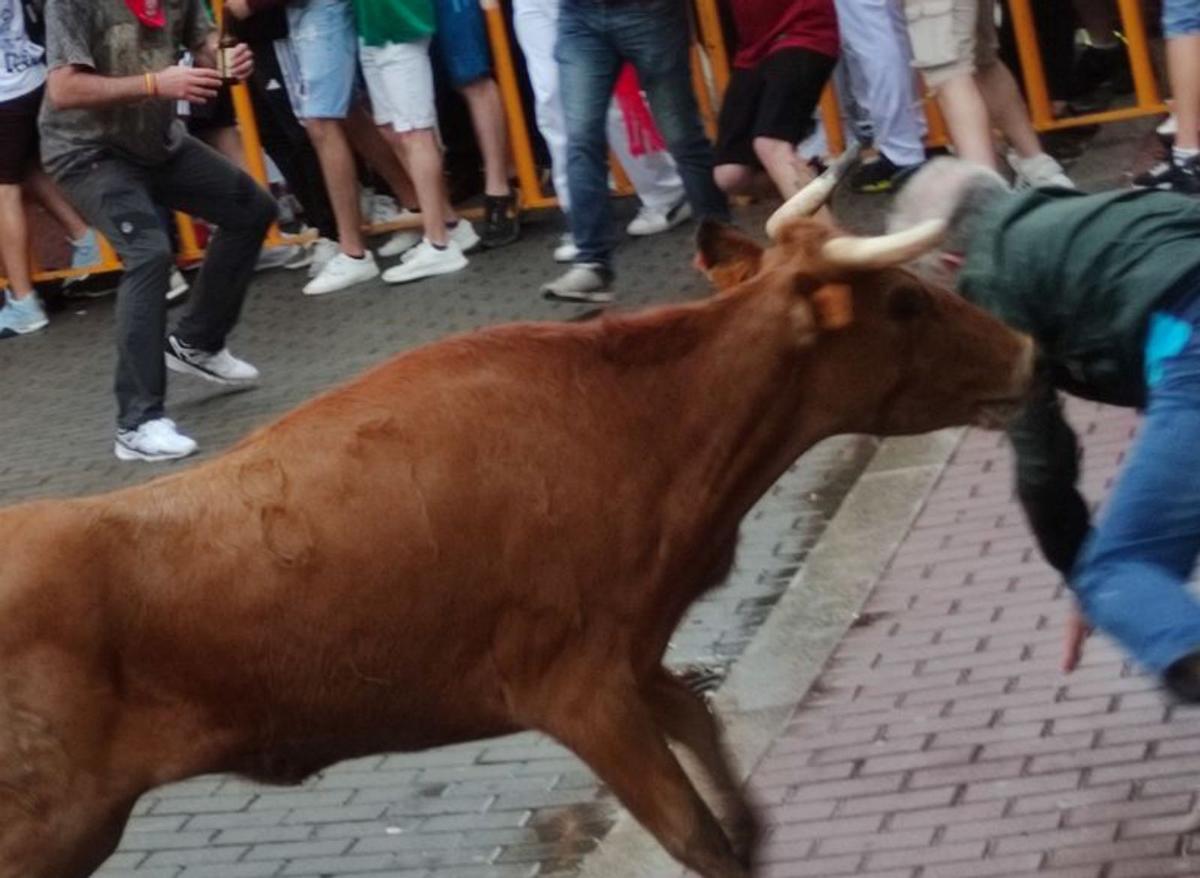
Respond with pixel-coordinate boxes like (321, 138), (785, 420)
(729, 0), (839, 69)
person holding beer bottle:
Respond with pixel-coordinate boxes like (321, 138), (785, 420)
(40, 0), (279, 461)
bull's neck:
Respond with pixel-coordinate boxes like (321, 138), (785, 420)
(620, 293), (839, 531)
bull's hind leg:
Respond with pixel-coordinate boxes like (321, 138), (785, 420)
(645, 669), (760, 869)
(544, 681), (749, 878)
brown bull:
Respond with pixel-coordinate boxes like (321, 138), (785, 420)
(0, 209), (1032, 878)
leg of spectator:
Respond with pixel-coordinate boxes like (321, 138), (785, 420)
(305, 118), (367, 257)
(154, 136), (277, 352)
(1167, 34), (1200, 153)
(557, 0), (623, 267)
(934, 75), (998, 168)
(344, 104), (421, 212)
(385, 128), (450, 245)
(512, 0), (572, 212)
(617, 1), (730, 223)
(57, 161), (173, 430)
(459, 77), (513, 199)
(0, 183), (35, 297)
(975, 61), (1044, 159)
(361, 38), (470, 282)
(835, 0), (926, 169)
(752, 136), (816, 199)
(285, 0), (379, 293)
(252, 40), (339, 241)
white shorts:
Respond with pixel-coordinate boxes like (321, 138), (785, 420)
(359, 39), (438, 134)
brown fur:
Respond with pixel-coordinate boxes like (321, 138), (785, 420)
(0, 219), (1031, 878)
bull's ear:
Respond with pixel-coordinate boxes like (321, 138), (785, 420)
(695, 219), (763, 291)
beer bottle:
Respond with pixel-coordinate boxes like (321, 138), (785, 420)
(216, 11), (238, 84)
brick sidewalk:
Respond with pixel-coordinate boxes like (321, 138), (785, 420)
(749, 400), (1200, 878)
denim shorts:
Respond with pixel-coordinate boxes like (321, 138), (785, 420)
(284, 0), (359, 119)
(432, 0), (493, 87)
(1163, 0), (1200, 37)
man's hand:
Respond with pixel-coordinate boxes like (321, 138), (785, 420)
(1061, 601), (1092, 673)
(225, 43), (254, 81)
(225, 0), (252, 18)
(154, 66), (223, 103)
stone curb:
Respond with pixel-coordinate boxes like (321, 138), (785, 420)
(575, 428), (965, 878)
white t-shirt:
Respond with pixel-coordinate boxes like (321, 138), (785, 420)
(0, 1), (47, 102)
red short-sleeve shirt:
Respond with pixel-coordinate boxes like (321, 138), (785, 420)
(729, 0), (839, 69)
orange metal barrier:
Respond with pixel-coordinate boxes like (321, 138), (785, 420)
(1007, 0), (1165, 131)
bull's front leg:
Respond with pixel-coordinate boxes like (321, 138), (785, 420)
(538, 674), (751, 878)
(645, 668), (761, 870)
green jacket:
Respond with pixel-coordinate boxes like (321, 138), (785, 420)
(959, 188), (1200, 574)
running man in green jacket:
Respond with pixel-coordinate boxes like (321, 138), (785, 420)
(890, 157), (1200, 701)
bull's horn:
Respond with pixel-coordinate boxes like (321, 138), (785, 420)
(820, 218), (948, 270)
(765, 142), (861, 240)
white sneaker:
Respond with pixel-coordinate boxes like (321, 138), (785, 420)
(553, 234), (578, 263)
(626, 200), (692, 236)
(303, 251), (379, 295)
(1010, 152), (1074, 190)
(114, 417), (198, 462)
(165, 334), (260, 385)
(308, 238), (340, 279)
(378, 228), (422, 259)
(541, 264), (614, 303)
(449, 220), (481, 253)
(167, 268), (189, 302)
(381, 239), (468, 284)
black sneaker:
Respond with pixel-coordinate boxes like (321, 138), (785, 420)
(1163, 650), (1200, 704)
(481, 193), (520, 249)
(850, 155), (922, 194)
(1132, 155), (1200, 194)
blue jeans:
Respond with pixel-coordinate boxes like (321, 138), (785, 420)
(556, 0), (730, 268)
(1074, 285), (1200, 674)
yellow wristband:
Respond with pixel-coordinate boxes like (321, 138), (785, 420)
(145, 72), (157, 97)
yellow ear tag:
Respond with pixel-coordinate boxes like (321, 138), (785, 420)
(812, 284), (853, 330)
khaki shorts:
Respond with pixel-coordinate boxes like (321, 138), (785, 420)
(904, 0), (1000, 88)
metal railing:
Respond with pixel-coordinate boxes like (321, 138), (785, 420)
(12, 0), (1172, 287)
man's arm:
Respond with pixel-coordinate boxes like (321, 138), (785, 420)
(47, 64), (224, 109)
(1008, 378), (1092, 575)
(43, 0), (223, 109)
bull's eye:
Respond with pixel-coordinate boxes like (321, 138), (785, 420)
(887, 285), (931, 322)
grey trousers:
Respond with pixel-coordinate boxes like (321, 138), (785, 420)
(57, 136), (277, 430)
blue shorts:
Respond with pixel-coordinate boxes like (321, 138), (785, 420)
(1163, 0), (1200, 37)
(284, 0), (359, 119)
(432, 0), (494, 87)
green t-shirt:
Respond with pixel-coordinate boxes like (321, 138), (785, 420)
(352, 0), (436, 47)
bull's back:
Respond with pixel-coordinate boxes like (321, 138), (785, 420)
(100, 338), (670, 760)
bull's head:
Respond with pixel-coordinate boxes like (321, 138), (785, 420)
(695, 170), (1033, 437)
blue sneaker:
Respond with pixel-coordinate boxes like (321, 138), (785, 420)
(0, 290), (49, 339)
(70, 228), (101, 270)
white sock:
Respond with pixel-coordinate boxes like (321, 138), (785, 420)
(1173, 146), (1199, 166)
